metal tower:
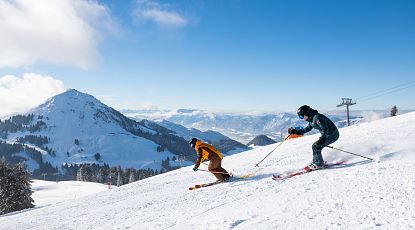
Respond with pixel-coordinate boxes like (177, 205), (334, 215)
(337, 98), (356, 126)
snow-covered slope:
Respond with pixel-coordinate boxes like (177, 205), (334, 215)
(31, 180), (108, 207)
(2, 112), (415, 229)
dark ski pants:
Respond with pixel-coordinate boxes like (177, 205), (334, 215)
(312, 133), (339, 166)
(208, 155), (231, 181)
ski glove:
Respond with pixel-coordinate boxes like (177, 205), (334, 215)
(288, 127), (298, 135)
(316, 137), (325, 146)
(193, 167), (198, 171)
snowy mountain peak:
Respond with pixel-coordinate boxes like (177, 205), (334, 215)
(1, 89), (197, 173)
(28, 89), (134, 134)
(33, 89), (106, 117)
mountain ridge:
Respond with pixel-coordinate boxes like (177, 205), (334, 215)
(0, 89), (247, 177)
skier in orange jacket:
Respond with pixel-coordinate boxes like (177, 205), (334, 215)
(189, 138), (231, 182)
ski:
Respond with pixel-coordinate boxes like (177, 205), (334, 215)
(234, 172), (255, 180)
(189, 173), (255, 190)
(189, 181), (223, 190)
(272, 161), (346, 181)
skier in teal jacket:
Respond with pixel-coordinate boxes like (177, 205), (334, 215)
(288, 105), (340, 169)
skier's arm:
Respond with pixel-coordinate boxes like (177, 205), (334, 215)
(302, 123), (313, 134)
(194, 148), (203, 168)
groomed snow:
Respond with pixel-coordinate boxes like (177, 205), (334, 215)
(31, 180), (108, 208)
(1, 112), (415, 229)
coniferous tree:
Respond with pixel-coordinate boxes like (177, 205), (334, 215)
(0, 160), (34, 215)
(117, 166), (123, 187)
(76, 167), (82, 181)
(96, 168), (104, 183)
(94, 153), (101, 161)
(128, 169), (137, 184)
(109, 167), (117, 186)
(80, 164), (92, 181)
(161, 157), (171, 171)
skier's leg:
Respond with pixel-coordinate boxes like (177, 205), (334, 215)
(209, 156), (230, 181)
(208, 157), (225, 181)
(312, 133), (339, 166)
(312, 143), (325, 166)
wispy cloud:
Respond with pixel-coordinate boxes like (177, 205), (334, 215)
(0, 0), (117, 69)
(0, 73), (65, 117)
(133, 0), (187, 27)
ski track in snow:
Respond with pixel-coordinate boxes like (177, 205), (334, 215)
(1, 112), (415, 229)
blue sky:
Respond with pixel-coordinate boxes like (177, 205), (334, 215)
(0, 0), (414, 115)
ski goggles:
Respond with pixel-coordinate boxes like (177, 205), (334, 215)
(298, 115), (304, 119)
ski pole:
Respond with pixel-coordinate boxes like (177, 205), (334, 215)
(196, 169), (231, 175)
(255, 134), (291, 167)
(325, 145), (374, 161)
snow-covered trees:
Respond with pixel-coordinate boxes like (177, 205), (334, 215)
(128, 169), (137, 184)
(76, 164), (92, 181)
(94, 153), (101, 161)
(73, 163), (159, 186)
(117, 166), (123, 187)
(0, 159), (34, 215)
(16, 135), (49, 147)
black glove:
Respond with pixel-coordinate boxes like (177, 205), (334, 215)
(288, 127), (297, 135)
(316, 137), (325, 146)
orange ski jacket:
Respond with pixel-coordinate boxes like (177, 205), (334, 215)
(193, 141), (223, 168)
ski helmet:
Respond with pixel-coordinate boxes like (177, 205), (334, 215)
(297, 105), (311, 118)
(189, 138), (198, 148)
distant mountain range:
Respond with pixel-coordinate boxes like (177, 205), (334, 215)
(120, 109), (355, 143)
(121, 108), (414, 144)
(0, 90), (247, 177)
